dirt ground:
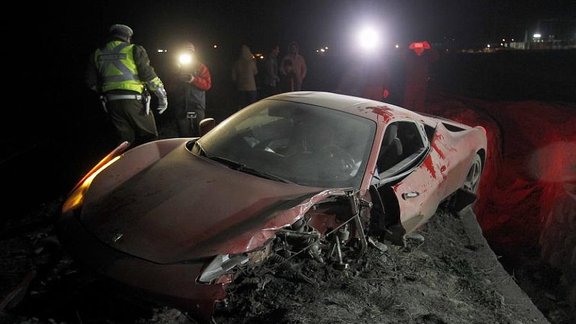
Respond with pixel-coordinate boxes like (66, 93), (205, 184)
(1, 200), (569, 324)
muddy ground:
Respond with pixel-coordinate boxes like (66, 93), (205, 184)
(1, 201), (572, 324)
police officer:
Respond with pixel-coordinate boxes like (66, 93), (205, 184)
(171, 41), (211, 137)
(85, 24), (168, 147)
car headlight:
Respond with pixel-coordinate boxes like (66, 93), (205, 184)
(61, 141), (130, 214)
(198, 254), (249, 284)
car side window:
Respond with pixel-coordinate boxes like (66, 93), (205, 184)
(377, 122), (403, 172)
(396, 121), (425, 157)
(376, 121), (426, 178)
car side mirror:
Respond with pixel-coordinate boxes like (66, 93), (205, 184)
(199, 118), (216, 136)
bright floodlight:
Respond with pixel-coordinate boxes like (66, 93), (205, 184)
(178, 53), (193, 65)
(357, 26), (381, 51)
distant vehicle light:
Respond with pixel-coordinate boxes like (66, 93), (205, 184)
(409, 41), (431, 56)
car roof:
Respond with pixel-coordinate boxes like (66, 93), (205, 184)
(266, 91), (419, 123)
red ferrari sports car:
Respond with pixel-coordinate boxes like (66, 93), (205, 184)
(57, 91), (487, 321)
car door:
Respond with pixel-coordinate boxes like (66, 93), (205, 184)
(374, 120), (446, 234)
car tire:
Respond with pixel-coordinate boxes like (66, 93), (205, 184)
(464, 154), (483, 194)
(447, 153), (483, 213)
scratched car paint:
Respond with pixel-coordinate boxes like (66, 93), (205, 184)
(57, 91), (487, 321)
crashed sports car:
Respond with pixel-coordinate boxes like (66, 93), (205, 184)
(57, 91), (487, 321)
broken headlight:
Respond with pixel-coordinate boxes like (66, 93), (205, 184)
(198, 254), (249, 284)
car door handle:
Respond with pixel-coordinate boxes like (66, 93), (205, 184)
(402, 192), (420, 199)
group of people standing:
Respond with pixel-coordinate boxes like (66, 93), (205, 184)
(231, 41), (307, 110)
(86, 23), (308, 147)
(86, 23), (435, 150)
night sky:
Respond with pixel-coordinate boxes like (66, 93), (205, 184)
(43, 0), (575, 54)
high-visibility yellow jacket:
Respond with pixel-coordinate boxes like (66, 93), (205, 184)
(86, 40), (164, 95)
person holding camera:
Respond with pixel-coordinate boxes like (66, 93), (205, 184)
(171, 41), (212, 137)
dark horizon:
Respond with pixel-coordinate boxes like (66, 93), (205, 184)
(47, 1), (576, 54)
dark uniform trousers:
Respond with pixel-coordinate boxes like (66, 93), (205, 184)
(107, 98), (159, 146)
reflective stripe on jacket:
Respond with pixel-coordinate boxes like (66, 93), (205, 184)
(95, 41), (143, 94)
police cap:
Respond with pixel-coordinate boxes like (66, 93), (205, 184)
(109, 24), (133, 42)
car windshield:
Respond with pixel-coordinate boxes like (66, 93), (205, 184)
(197, 99), (376, 188)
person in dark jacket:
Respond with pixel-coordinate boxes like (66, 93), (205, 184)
(260, 44), (280, 99)
(85, 24), (168, 147)
(171, 41), (212, 137)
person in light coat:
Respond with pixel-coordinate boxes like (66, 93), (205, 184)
(232, 44), (258, 110)
(280, 41), (307, 91)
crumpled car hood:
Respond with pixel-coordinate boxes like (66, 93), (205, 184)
(80, 147), (323, 264)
